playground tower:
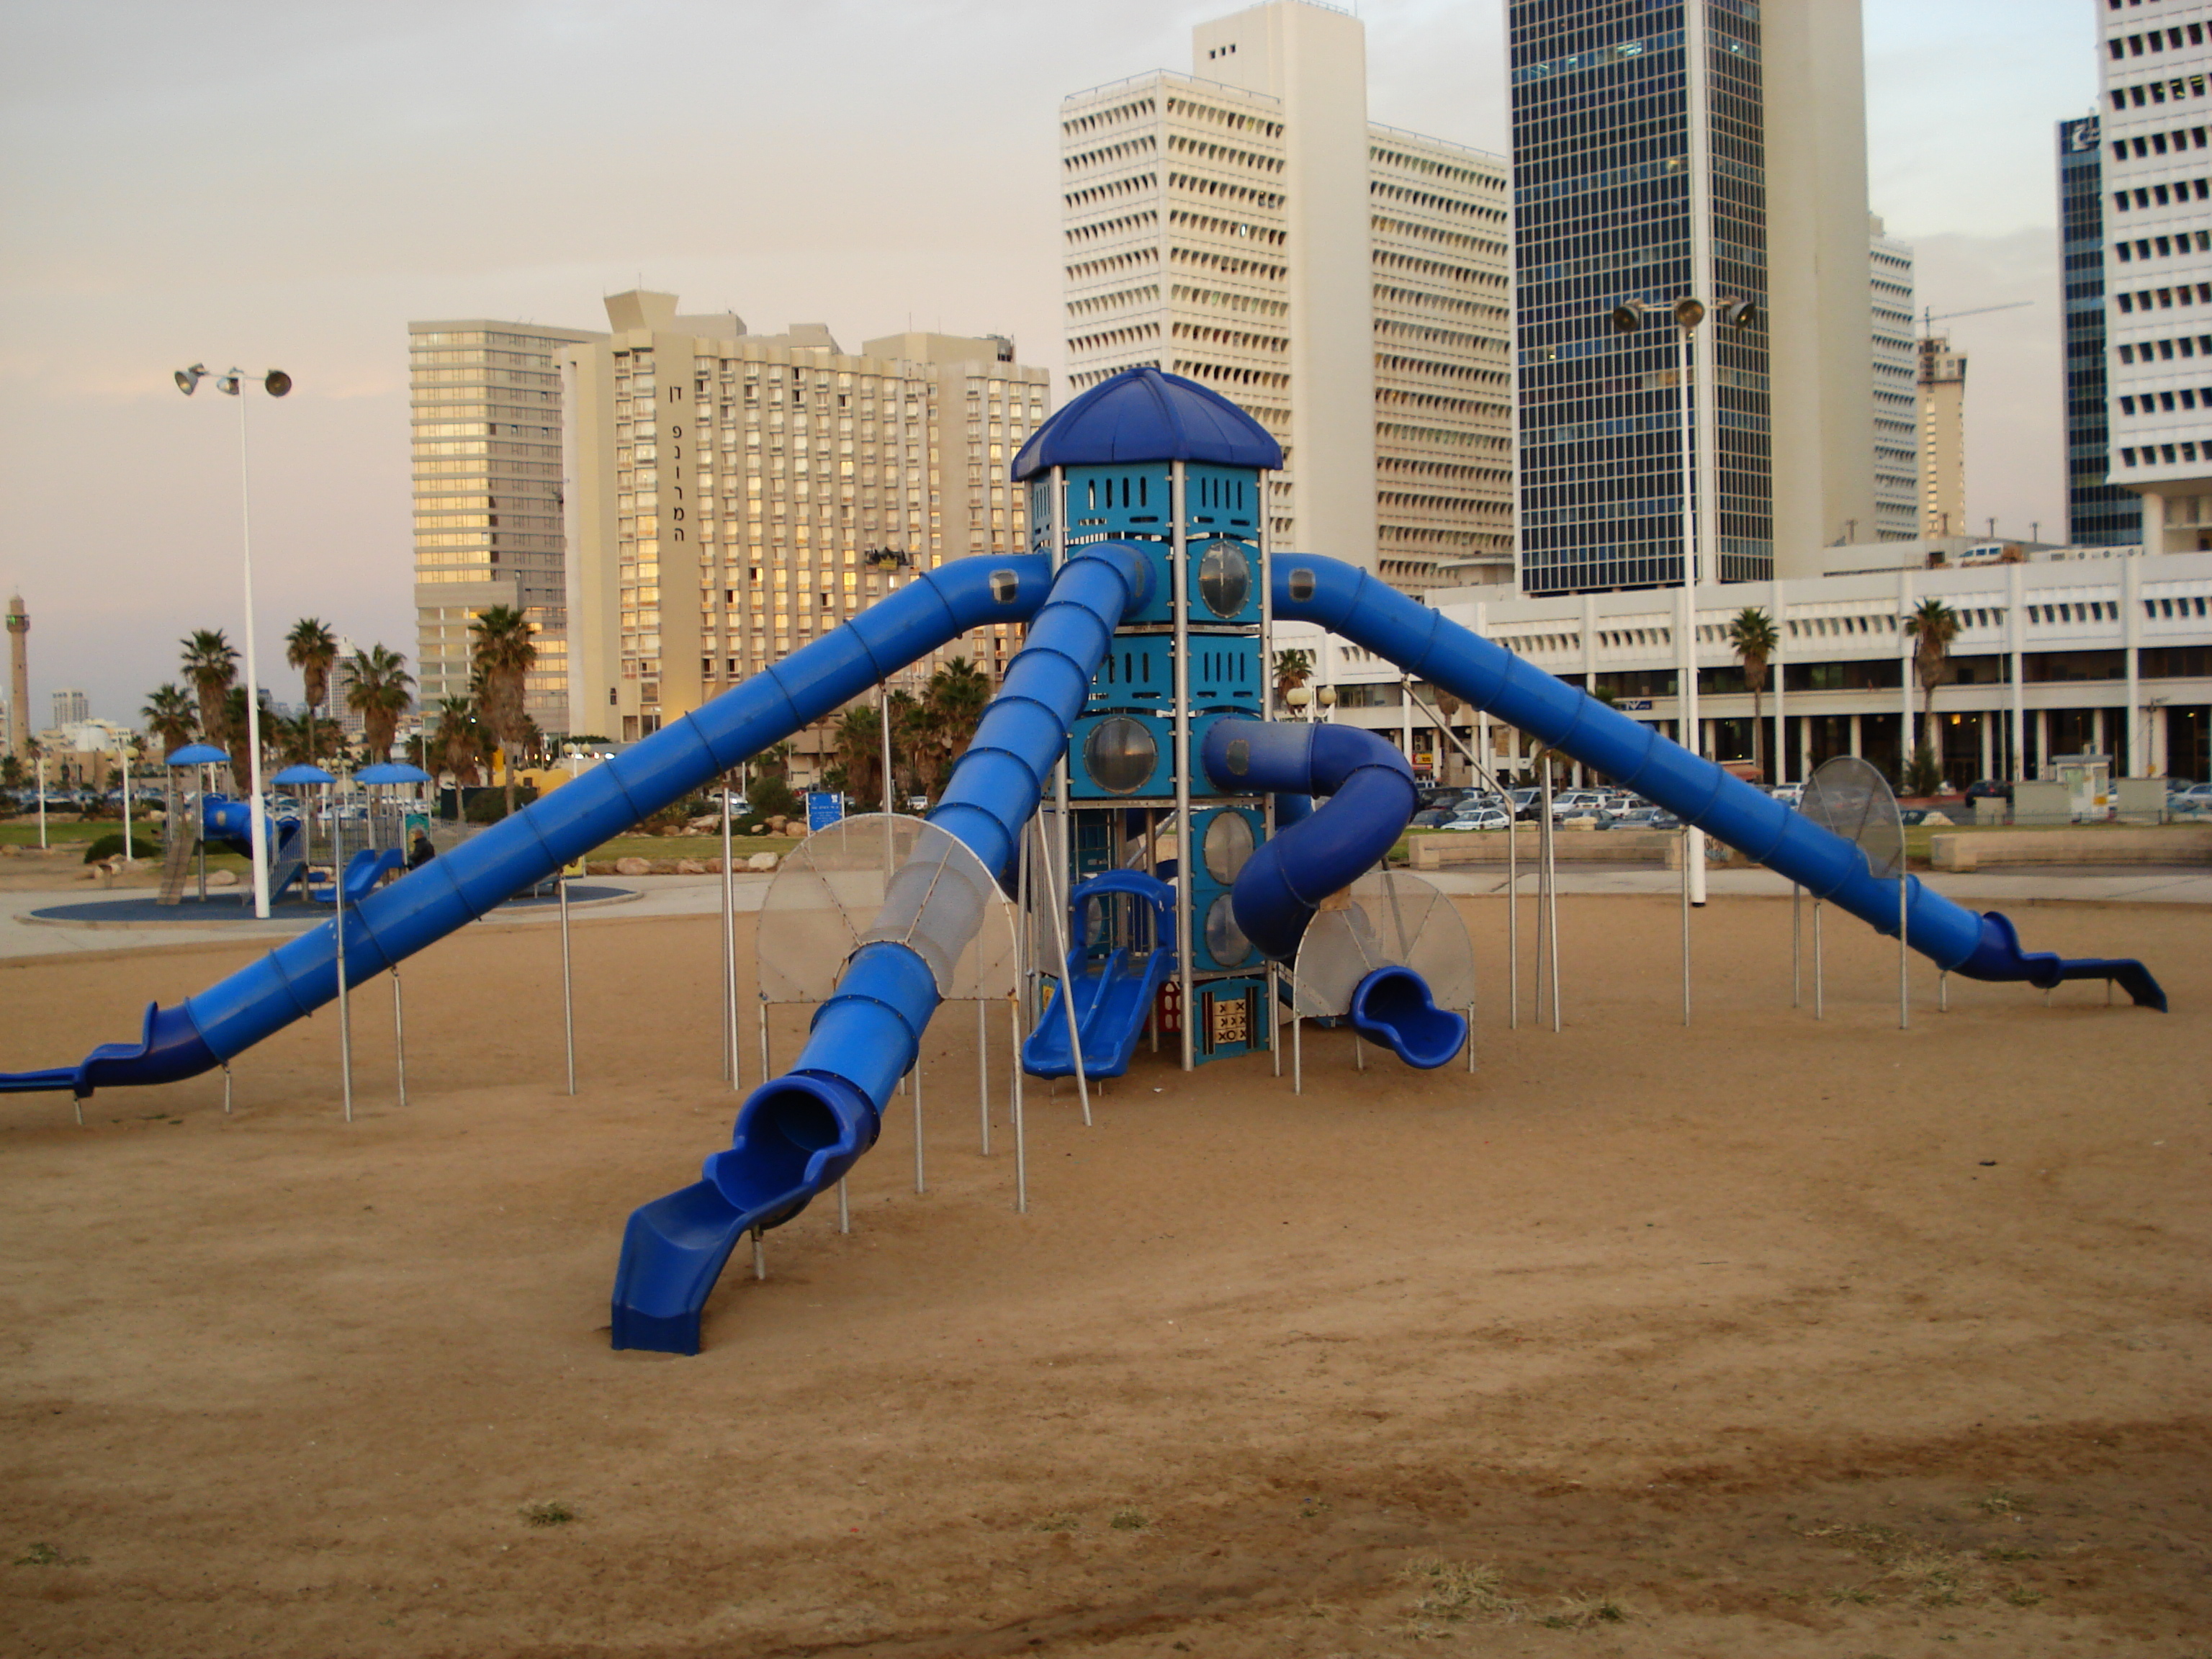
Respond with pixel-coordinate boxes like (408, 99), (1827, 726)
(1015, 367), (1283, 1069)
(6, 594), (27, 761)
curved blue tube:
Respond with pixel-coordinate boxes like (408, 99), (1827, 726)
(1199, 716), (1465, 1066)
(1273, 554), (2163, 1010)
(611, 541), (1154, 1352)
(0, 554), (1057, 1099)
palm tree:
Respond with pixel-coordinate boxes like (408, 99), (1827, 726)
(469, 606), (536, 816)
(1272, 648), (1313, 710)
(830, 703), (884, 806)
(284, 618), (338, 773)
(1904, 597), (1961, 766)
(908, 657), (992, 798)
(1725, 607), (1781, 783)
(179, 629), (238, 766)
(431, 697), (483, 785)
(219, 685), (273, 791)
(345, 644), (415, 763)
(140, 683), (199, 757)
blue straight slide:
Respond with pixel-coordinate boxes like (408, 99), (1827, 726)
(611, 541), (1154, 1353)
(0, 555), (1058, 1099)
(1200, 717), (1468, 1069)
(1021, 870), (1177, 1080)
(1272, 554), (2165, 1010)
(313, 848), (406, 907)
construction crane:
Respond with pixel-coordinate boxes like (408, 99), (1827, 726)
(1920, 300), (2032, 336)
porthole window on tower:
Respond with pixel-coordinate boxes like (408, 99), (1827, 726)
(1202, 811), (1254, 884)
(1204, 894), (1252, 968)
(1084, 716), (1157, 794)
(1195, 539), (1251, 618)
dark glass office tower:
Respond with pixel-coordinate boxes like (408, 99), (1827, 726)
(2059, 114), (2139, 547)
(1511, 0), (1773, 596)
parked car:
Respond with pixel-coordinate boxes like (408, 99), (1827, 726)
(1445, 807), (1511, 832)
(1963, 779), (2013, 805)
(1769, 783), (1807, 808)
(1603, 807), (1669, 830)
(2172, 782), (2212, 811)
(1408, 808), (1455, 829)
(1417, 786), (1472, 811)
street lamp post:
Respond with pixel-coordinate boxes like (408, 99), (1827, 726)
(176, 363), (292, 919)
(863, 547), (913, 814)
(1608, 296), (1753, 909)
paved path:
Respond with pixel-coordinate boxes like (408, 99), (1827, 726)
(2, 863), (2205, 966)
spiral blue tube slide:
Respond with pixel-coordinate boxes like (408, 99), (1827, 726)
(1273, 554), (2164, 1010)
(0, 555), (1058, 1099)
(610, 541), (1153, 1353)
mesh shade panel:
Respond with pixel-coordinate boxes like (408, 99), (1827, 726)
(757, 813), (1017, 1004)
(1800, 756), (1905, 882)
(1285, 870), (1475, 1019)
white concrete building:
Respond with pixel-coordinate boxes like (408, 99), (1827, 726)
(1061, 0), (1512, 590)
(1918, 336), (1969, 539)
(2100, 3), (2212, 554)
(1274, 545), (2212, 791)
(1869, 217), (1919, 542)
(565, 292), (1046, 747)
(410, 318), (607, 737)
(49, 688), (88, 728)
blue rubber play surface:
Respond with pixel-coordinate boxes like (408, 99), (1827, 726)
(28, 886), (634, 928)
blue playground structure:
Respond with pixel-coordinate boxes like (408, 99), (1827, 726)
(0, 368), (2165, 1355)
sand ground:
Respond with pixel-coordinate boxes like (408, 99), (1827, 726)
(1, 894), (2207, 1658)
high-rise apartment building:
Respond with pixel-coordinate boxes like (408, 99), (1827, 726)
(2098, 9), (2212, 553)
(1917, 336), (1968, 538)
(1509, 0), (1876, 595)
(565, 292), (1046, 742)
(49, 688), (88, 728)
(2060, 112), (2141, 547)
(410, 318), (606, 738)
(1059, 0), (1513, 589)
(1869, 216), (1920, 541)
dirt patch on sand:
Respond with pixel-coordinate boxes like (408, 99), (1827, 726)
(2, 895), (2208, 1656)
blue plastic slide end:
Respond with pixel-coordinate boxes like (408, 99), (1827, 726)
(0, 1001), (220, 1097)
(1348, 966), (1467, 1069)
(609, 1182), (755, 1354)
(1954, 911), (2167, 1011)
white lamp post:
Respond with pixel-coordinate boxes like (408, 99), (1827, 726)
(176, 363), (292, 919)
(1609, 296), (1755, 907)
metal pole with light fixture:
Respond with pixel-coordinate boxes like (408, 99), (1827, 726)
(176, 363), (292, 920)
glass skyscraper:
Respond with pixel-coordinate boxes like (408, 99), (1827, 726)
(2059, 113), (2141, 547)
(1509, 0), (1773, 596)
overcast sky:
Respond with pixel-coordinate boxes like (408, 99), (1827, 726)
(0, 0), (2100, 727)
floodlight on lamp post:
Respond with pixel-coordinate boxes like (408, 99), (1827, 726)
(177, 363), (293, 920)
(1605, 295), (1756, 907)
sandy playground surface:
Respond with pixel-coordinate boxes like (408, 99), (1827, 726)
(1, 892), (2208, 1658)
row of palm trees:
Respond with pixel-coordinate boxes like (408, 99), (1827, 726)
(141, 606), (541, 811)
(1272, 601), (1962, 792)
(817, 657), (992, 806)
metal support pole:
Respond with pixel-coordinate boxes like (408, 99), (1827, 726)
(236, 388), (272, 922)
(1791, 884), (1802, 1009)
(1941, 969), (1950, 1013)
(1681, 828), (1692, 1027)
(559, 873), (575, 1095)
(1171, 461), (1195, 1074)
(912, 1056), (925, 1195)
(1010, 992), (1028, 1214)
(1540, 766), (1561, 1031)
(1813, 898), (1825, 1020)
(1466, 1004), (1477, 1072)
(1268, 962), (1281, 1076)
(1353, 1032), (1365, 1071)
(1898, 873), (1910, 1033)
(1034, 816), (1091, 1127)
(757, 996), (770, 1089)
(750, 1226), (765, 1282)
(222, 1064), (232, 1115)
(721, 783), (736, 1087)
(977, 998), (990, 1155)
(334, 817), (354, 1123)
(391, 966), (408, 1109)
(1292, 1013), (1303, 1095)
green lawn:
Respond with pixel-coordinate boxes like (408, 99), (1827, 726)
(588, 834), (803, 864)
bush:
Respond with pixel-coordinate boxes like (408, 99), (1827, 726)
(463, 783), (539, 824)
(82, 830), (161, 863)
(750, 773), (800, 823)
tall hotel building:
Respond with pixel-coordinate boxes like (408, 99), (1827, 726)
(2098, 5), (2212, 553)
(2061, 113), (2141, 546)
(1869, 216), (1920, 541)
(410, 319), (606, 735)
(565, 292), (1046, 741)
(1509, 0), (1876, 595)
(1059, 0), (1514, 590)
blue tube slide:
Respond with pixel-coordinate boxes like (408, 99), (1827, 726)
(1200, 716), (1467, 1069)
(1273, 554), (2165, 1011)
(610, 541), (1153, 1354)
(0, 555), (1058, 1100)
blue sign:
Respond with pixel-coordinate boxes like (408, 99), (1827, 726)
(1617, 698), (1654, 711)
(805, 791), (844, 832)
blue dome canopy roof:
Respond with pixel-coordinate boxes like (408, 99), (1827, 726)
(1010, 366), (1282, 481)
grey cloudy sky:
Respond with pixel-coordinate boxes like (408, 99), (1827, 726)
(0, 0), (2098, 726)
